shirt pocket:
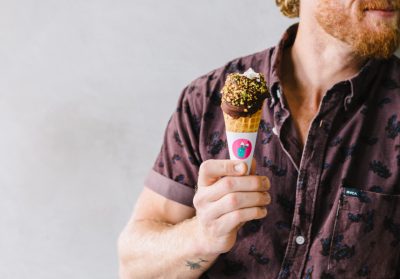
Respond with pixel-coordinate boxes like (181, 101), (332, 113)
(328, 187), (400, 278)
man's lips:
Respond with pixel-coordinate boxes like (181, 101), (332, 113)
(364, 4), (399, 11)
(365, 8), (396, 11)
(364, 6), (399, 16)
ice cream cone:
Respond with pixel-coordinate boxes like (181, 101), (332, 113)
(223, 109), (262, 133)
(223, 110), (262, 174)
(220, 68), (269, 174)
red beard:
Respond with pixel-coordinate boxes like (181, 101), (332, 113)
(316, 0), (400, 58)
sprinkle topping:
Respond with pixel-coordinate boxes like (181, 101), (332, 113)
(221, 69), (269, 117)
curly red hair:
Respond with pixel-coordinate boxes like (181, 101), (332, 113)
(276, 0), (300, 18)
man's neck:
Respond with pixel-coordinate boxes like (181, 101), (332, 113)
(281, 21), (367, 107)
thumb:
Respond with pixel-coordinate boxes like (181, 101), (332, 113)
(198, 159), (247, 186)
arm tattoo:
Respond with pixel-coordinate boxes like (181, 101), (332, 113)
(185, 258), (208, 270)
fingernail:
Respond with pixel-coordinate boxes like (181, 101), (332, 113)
(234, 162), (245, 173)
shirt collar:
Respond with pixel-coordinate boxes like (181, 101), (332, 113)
(266, 23), (383, 109)
(267, 23), (298, 104)
(342, 58), (382, 110)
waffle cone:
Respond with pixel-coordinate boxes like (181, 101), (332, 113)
(223, 109), (262, 133)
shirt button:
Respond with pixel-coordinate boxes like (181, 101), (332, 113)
(276, 88), (282, 99)
(295, 236), (305, 245)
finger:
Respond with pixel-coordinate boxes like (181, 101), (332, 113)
(250, 158), (257, 175)
(198, 159), (247, 187)
(203, 175), (270, 202)
(216, 207), (268, 235)
(205, 191), (271, 220)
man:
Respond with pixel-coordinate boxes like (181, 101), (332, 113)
(118, 0), (400, 277)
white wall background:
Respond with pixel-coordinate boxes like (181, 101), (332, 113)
(0, 1), (294, 278)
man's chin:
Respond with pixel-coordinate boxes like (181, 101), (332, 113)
(352, 41), (400, 59)
(350, 26), (400, 59)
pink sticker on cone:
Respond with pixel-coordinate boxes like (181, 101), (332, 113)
(232, 139), (252, 159)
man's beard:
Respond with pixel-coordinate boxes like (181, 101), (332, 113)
(316, 0), (400, 59)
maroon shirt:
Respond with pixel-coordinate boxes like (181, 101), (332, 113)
(145, 24), (400, 278)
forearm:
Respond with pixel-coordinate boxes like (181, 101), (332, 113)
(118, 217), (218, 279)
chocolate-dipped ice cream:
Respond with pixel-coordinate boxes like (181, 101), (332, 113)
(221, 68), (269, 119)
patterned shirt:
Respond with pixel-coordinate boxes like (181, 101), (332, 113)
(144, 24), (400, 279)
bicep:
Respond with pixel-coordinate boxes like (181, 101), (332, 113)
(132, 186), (195, 225)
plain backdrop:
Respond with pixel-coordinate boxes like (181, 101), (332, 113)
(0, 1), (294, 278)
(0, 1), (398, 279)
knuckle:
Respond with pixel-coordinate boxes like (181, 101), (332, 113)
(228, 193), (239, 207)
(199, 160), (212, 174)
(193, 192), (205, 209)
(193, 195), (200, 209)
(223, 177), (235, 191)
(232, 210), (242, 223)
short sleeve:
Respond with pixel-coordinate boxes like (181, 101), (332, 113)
(144, 83), (203, 207)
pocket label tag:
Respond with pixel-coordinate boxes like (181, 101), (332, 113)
(343, 188), (361, 198)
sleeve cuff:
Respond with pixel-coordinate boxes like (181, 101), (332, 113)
(144, 169), (195, 207)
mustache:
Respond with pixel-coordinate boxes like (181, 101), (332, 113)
(360, 0), (400, 10)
